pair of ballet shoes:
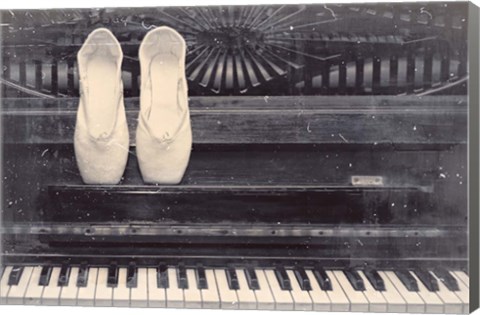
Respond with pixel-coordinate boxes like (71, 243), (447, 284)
(74, 27), (192, 185)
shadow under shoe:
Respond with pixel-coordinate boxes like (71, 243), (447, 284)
(74, 28), (129, 184)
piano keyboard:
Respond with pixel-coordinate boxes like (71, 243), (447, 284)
(0, 265), (469, 312)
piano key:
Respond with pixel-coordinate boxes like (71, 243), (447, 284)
(376, 271), (407, 313)
(313, 266), (332, 291)
(364, 268), (385, 291)
(452, 270), (469, 287)
(107, 262), (118, 288)
(94, 267), (113, 307)
(59, 267), (79, 306)
(166, 267), (184, 308)
(332, 270), (368, 312)
(235, 268), (256, 309)
(76, 263), (89, 287)
(433, 267), (459, 291)
(148, 267), (166, 307)
(322, 270), (350, 311)
(0, 266), (13, 304)
(274, 266), (292, 291)
(57, 264), (70, 287)
(213, 268), (238, 309)
(383, 271), (425, 313)
(414, 269), (439, 292)
(200, 269), (220, 309)
(42, 267), (62, 305)
(112, 268), (129, 307)
(449, 271), (470, 313)
(357, 271), (387, 312)
(245, 267), (259, 290)
(7, 266), (33, 304)
(304, 270), (332, 311)
(76, 267), (98, 306)
(430, 271), (463, 313)
(394, 269), (419, 291)
(252, 268), (275, 310)
(264, 269), (294, 310)
(196, 264), (207, 290)
(226, 267), (239, 290)
(184, 269), (202, 308)
(8, 266), (24, 286)
(286, 269), (312, 310)
(177, 264), (188, 289)
(409, 271), (444, 313)
(24, 266), (45, 305)
(39, 266), (52, 286)
(343, 268), (366, 291)
(127, 262), (137, 288)
(157, 263), (169, 289)
(130, 268), (148, 307)
(294, 267), (311, 291)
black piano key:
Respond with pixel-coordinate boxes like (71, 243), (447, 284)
(126, 262), (138, 288)
(196, 264), (208, 290)
(177, 263), (188, 289)
(226, 267), (239, 290)
(414, 269), (439, 292)
(313, 266), (332, 291)
(394, 269), (419, 292)
(8, 266), (24, 286)
(245, 267), (260, 290)
(39, 266), (53, 286)
(364, 269), (385, 291)
(58, 263), (71, 287)
(294, 267), (312, 291)
(433, 267), (459, 291)
(274, 266), (292, 291)
(344, 268), (365, 291)
(157, 263), (169, 289)
(76, 263), (89, 287)
(107, 262), (118, 288)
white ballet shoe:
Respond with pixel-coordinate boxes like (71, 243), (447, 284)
(136, 26), (192, 184)
(74, 28), (129, 184)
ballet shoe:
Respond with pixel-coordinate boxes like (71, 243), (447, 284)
(136, 26), (192, 184)
(74, 28), (129, 184)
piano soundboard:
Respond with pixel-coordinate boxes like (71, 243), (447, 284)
(0, 2), (474, 313)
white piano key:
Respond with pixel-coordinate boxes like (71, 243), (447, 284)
(450, 271), (470, 313)
(0, 266), (13, 304)
(112, 268), (130, 307)
(213, 269), (238, 309)
(253, 268), (275, 310)
(264, 269), (294, 310)
(7, 267), (33, 305)
(322, 270), (350, 312)
(42, 267), (62, 305)
(235, 268), (256, 309)
(286, 269), (312, 310)
(410, 271), (444, 313)
(94, 268), (113, 307)
(452, 271), (469, 286)
(147, 268), (166, 307)
(304, 270), (332, 311)
(59, 267), (79, 306)
(430, 271), (463, 313)
(384, 271), (425, 313)
(331, 270), (369, 312)
(130, 268), (148, 307)
(184, 269), (202, 308)
(165, 267), (184, 308)
(200, 269), (220, 309)
(357, 271), (387, 312)
(377, 271), (407, 313)
(24, 266), (45, 305)
(77, 267), (98, 306)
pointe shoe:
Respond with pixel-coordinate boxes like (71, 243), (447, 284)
(136, 26), (192, 184)
(74, 28), (129, 184)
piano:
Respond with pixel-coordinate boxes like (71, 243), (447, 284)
(0, 3), (472, 312)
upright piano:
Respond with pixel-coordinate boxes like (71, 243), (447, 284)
(0, 3), (471, 312)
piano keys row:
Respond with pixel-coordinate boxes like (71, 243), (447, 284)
(0, 264), (469, 312)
